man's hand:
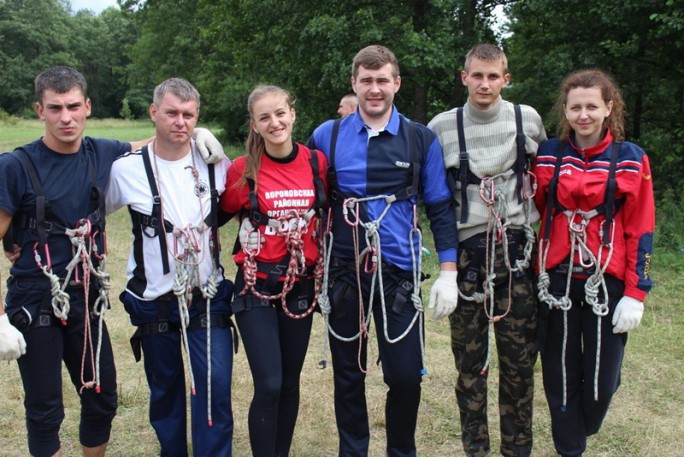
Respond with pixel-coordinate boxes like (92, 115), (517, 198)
(428, 270), (458, 320)
(0, 314), (26, 361)
(612, 296), (644, 333)
(239, 218), (264, 252)
(193, 127), (224, 164)
(4, 243), (20, 263)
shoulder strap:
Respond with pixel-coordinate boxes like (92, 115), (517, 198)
(541, 141), (565, 241)
(140, 146), (171, 274)
(207, 163), (223, 270)
(456, 107), (470, 223)
(309, 149), (327, 210)
(601, 141), (622, 244)
(513, 104), (528, 203)
(327, 118), (343, 204)
(392, 118), (420, 201)
(13, 148), (52, 246)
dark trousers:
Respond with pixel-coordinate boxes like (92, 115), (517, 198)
(327, 265), (423, 457)
(6, 279), (117, 457)
(121, 289), (234, 457)
(539, 273), (626, 457)
(450, 235), (538, 457)
(235, 291), (313, 457)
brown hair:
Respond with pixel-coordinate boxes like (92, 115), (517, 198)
(237, 85), (295, 189)
(463, 44), (508, 74)
(555, 68), (625, 142)
(351, 45), (400, 79)
(34, 66), (87, 104)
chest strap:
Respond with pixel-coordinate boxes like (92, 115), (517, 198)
(245, 147), (326, 229)
(450, 104), (526, 224)
(138, 146), (220, 275)
(541, 141), (624, 244)
(327, 117), (418, 205)
(8, 146), (104, 247)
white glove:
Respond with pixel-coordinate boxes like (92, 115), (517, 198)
(0, 313), (27, 361)
(428, 270), (458, 320)
(239, 218), (264, 252)
(193, 127), (224, 164)
(612, 296), (644, 333)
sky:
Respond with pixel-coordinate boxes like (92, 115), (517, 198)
(69, 0), (119, 14)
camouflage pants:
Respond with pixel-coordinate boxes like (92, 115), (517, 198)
(449, 232), (538, 457)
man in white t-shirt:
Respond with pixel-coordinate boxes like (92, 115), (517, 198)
(106, 78), (234, 457)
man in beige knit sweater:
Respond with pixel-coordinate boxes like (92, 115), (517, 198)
(428, 44), (547, 457)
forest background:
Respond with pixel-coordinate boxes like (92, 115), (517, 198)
(1, 0), (684, 455)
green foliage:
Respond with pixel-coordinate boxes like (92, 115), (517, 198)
(0, 0), (135, 118)
(119, 97), (133, 120)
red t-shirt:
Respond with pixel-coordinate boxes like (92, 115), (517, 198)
(220, 143), (328, 268)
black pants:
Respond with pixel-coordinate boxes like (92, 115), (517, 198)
(233, 274), (314, 457)
(6, 278), (117, 457)
(539, 273), (627, 457)
(327, 263), (423, 457)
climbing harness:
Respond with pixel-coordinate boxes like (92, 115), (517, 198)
(9, 146), (111, 393)
(137, 144), (226, 426)
(448, 105), (537, 374)
(317, 118), (427, 374)
(239, 149), (326, 320)
(536, 141), (623, 410)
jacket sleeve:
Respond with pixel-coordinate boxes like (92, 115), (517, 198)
(621, 152), (655, 301)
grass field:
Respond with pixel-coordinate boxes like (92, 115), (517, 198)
(1, 119), (683, 456)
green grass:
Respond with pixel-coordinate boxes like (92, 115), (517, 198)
(1, 120), (683, 456)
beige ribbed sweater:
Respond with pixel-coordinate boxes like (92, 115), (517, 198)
(428, 98), (547, 241)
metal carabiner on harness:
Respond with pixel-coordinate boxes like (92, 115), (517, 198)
(567, 209), (590, 234)
(522, 171), (537, 200)
(33, 241), (52, 272)
(479, 176), (496, 206)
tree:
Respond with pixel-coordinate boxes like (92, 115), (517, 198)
(505, 0), (684, 198)
(0, 0), (75, 115)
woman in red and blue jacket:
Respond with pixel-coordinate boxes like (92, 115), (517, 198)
(532, 69), (654, 457)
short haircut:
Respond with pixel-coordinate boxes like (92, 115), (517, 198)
(352, 45), (400, 78)
(464, 44), (508, 74)
(34, 66), (87, 104)
(153, 77), (200, 109)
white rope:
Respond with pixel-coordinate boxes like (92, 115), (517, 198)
(201, 269), (219, 427)
(537, 209), (616, 409)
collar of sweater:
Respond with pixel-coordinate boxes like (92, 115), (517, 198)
(464, 96), (505, 123)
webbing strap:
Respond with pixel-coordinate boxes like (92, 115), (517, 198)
(140, 146), (171, 274)
(513, 104), (527, 203)
(207, 163), (222, 270)
(392, 120), (420, 201)
(602, 142), (622, 243)
(14, 148), (48, 245)
(327, 118), (343, 203)
(541, 142), (565, 241)
(246, 147), (325, 228)
(328, 117), (419, 204)
(456, 108), (469, 223)
(10, 146), (103, 246)
(453, 105), (526, 223)
(542, 141), (623, 242)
